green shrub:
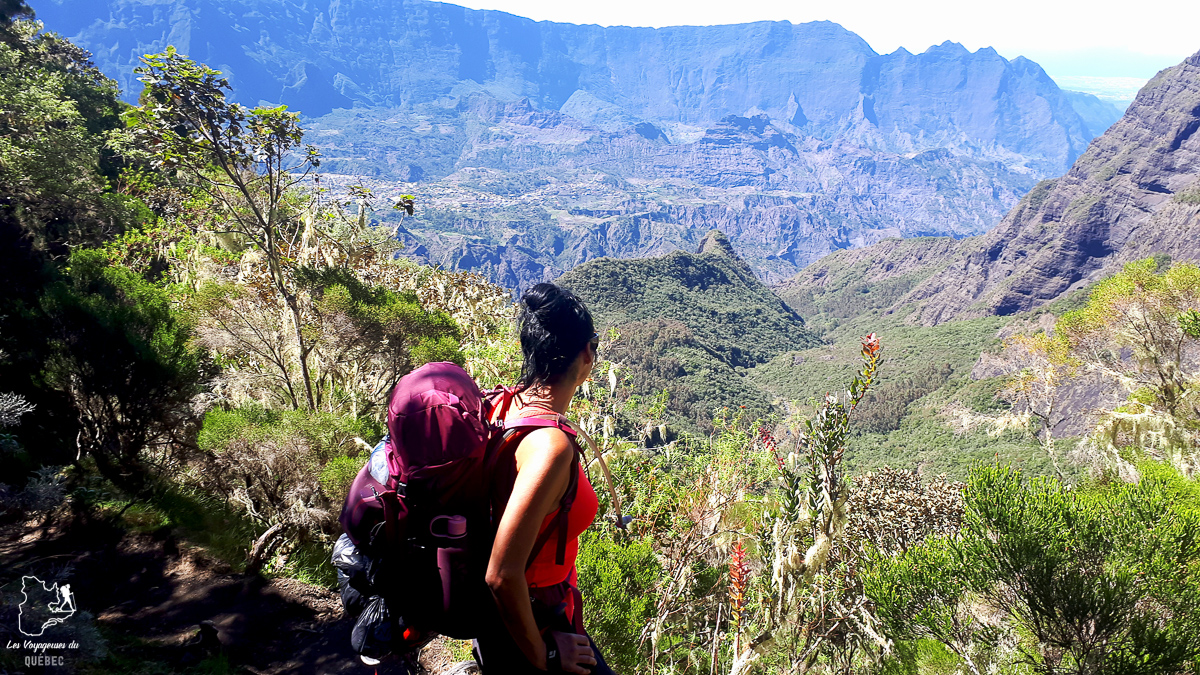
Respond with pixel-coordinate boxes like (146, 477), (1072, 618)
(319, 453), (367, 500)
(867, 460), (1200, 675)
(198, 404), (381, 463)
(576, 531), (661, 673)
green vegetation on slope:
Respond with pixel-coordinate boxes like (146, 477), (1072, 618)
(775, 236), (959, 333)
(561, 230), (820, 369)
(604, 318), (775, 433)
(560, 230), (818, 430)
(743, 309), (1055, 480)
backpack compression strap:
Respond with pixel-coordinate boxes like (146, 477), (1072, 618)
(501, 416), (582, 567)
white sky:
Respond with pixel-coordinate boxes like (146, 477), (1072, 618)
(449, 0), (1199, 79)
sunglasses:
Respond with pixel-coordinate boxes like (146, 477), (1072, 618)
(588, 332), (600, 353)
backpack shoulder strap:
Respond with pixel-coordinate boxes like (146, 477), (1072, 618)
(528, 445), (580, 567)
(488, 415), (582, 568)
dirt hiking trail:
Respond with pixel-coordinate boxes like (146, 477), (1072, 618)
(0, 512), (460, 674)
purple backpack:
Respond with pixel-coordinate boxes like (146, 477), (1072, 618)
(338, 361), (581, 639)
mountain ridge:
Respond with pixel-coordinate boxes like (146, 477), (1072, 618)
(31, 0), (1131, 294)
(37, 0), (1119, 176)
(557, 229), (821, 429)
(559, 229), (820, 369)
(777, 49), (1200, 326)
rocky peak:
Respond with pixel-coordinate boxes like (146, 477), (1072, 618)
(697, 230), (738, 257)
(44, 0), (1119, 175)
(787, 49), (1200, 326)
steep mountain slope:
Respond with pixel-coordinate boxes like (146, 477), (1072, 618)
(560, 230), (820, 368)
(33, 0), (1129, 293)
(778, 50), (1200, 326)
(39, 0), (1116, 175)
(558, 231), (820, 428)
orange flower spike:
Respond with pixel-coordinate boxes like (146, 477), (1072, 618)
(861, 332), (881, 358)
(729, 539), (749, 627)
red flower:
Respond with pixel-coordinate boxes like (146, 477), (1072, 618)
(729, 540), (749, 627)
(861, 332), (881, 357)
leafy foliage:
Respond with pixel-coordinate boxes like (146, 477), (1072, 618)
(1058, 257), (1200, 416)
(575, 531), (661, 674)
(867, 462), (1200, 675)
(40, 248), (207, 491)
(865, 537), (996, 675)
(124, 47), (326, 407)
(845, 467), (963, 558)
(0, 20), (134, 252)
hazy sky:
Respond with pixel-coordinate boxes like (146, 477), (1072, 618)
(451, 0), (1198, 80)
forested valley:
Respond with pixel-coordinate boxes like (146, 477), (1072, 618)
(1, 5), (1199, 675)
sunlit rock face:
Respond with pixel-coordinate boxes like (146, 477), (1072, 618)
(44, 0), (1112, 173)
(39, 0), (1126, 290)
(779, 50), (1200, 326)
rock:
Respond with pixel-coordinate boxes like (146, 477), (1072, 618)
(778, 50), (1200, 326)
(197, 620), (222, 651)
(696, 230), (737, 257)
(47, 0), (1110, 175)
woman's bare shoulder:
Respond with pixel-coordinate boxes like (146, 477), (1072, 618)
(514, 425), (576, 473)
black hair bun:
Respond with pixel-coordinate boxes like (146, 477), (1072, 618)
(516, 283), (595, 387)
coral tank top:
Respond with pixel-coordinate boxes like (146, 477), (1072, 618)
(526, 461), (598, 588)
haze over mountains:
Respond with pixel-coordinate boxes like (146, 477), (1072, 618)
(779, 49), (1200, 326)
(35, 0), (1128, 290)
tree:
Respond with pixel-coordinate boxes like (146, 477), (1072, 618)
(124, 48), (324, 408)
(0, 0), (31, 25)
(1058, 258), (1200, 417)
(0, 19), (133, 252)
(995, 331), (1079, 479)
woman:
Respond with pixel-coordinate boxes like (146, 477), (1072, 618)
(479, 282), (615, 674)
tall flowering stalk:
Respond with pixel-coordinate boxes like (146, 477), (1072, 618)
(797, 332), (880, 576)
(751, 334), (883, 672)
(729, 539), (750, 656)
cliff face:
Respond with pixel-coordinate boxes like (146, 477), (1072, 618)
(359, 104), (1034, 291)
(779, 51), (1200, 326)
(37, 0), (1134, 293)
(40, 0), (1116, 176)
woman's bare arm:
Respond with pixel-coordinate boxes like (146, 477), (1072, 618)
(485, 426), (573, 669)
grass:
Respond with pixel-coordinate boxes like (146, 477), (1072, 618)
(277, 540), (338, 589)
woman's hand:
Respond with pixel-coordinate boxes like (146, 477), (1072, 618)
(548, 631), (597, 674)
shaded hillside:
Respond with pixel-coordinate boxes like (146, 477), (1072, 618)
(560, 230), (820, 369)
(558, 230), (818, 429)
(603, 318), (775, 432)
(777, 49), (1200, 327)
